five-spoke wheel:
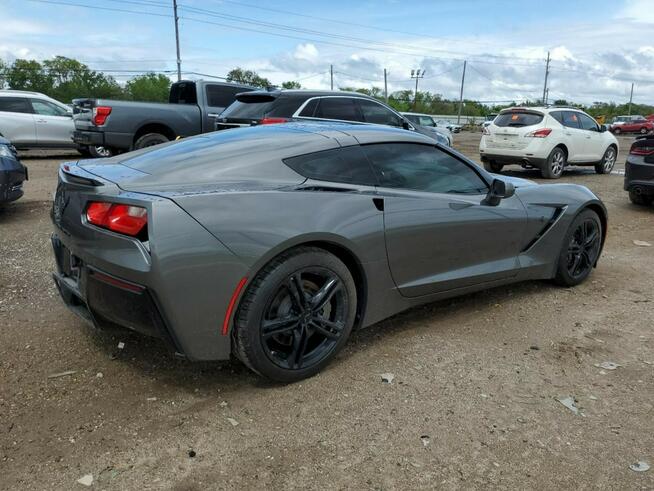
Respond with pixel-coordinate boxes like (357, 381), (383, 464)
(554, 209), (602, 286)
(234, 247), (356, 382)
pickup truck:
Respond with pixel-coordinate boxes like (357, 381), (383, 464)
(72, 80), (255, 154)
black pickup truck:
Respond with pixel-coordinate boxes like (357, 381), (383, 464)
(72, 80), (254, 155)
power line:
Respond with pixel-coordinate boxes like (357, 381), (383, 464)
(26, 0), (172, 17)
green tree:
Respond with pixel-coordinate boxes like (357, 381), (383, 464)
(42, 56), (122, 101)
(281, 80), (301, 89)
(125, 72), (171, 102)
(226, 67), (271, 88)
(0, 59), (6, 88)
(6, 59), (53, 94)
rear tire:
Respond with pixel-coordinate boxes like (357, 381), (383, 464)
(553, 209), (602, 287)
(234, 247), (357, 383)
(541, 147), (566, 179)
(640, 127), (648, 135)
(133, 132), (169, 150)
(594, 146), (616, 174)
(629, 190), (653, 206)
(483, 161), (504, 173)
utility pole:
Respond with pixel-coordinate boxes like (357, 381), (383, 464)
(384, 68), (388, 102)
(545, 88), (549, 105)
(542, 51), (550, 105)
(628, 82), (634, 116)
(172, 0), (181, 81)
(410, 68), (425, 109)
(330, 64), (334, 90)
(457, 60), (467, 124)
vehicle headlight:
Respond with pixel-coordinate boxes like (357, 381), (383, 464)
(0, 144), (16, 158)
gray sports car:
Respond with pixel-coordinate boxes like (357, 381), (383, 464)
(51, 123), (607, 382)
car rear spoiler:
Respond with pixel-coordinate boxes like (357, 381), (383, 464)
(235, 91), (279, 103)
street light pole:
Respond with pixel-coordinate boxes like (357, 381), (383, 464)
(173, 0), (181, 81)
(410, 68), (425, 109)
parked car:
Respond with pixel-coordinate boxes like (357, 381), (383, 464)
(0, 90), (107, 157)
(435, 119), (462, 133)
(216, 90), (445, 145)
(401, 112), (453, 146)
(480, 114), (497, 130)
(480, 106), (619, 179)
(71, 80), (255, 155)
(624, 135), (654, 206)
(51, 122), (606, 382)
(0, 135), (27, 204)
(610, 116), (653, 135)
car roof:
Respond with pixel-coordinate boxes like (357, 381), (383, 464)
(243, 89), (378, 100)
(401, 112), (434, 117)
(0, 89), (46, 97)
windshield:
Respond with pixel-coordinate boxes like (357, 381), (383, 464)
(494, 111), (544, 127)
(220, 100), (275, 119)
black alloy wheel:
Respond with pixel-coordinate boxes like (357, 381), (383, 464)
(261, 267), (347, 370)
(234, 246), (356, 382)
(554, 209), (602, 286)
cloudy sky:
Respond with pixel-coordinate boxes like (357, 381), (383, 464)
(1, 0), (653, 105)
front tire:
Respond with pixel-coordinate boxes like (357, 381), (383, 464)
(640, 127), (648, 135)
(133, 132), (169, 150)
(541, 147), (566, 179)
(595, 146), (616, 174)
(234, 247), (357, 383)
(89, 146), (113, 158)
(553, 209), (602, 287)
(483, 161), (504, 173)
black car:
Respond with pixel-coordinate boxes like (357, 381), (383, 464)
(0, 136), (27, 204)
(215, 90), (446, 144)
(624, 135), (654, 206)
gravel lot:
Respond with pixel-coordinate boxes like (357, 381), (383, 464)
(1, 132), (653, 490)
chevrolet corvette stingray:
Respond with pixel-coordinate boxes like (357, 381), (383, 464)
(51, 123), (607, 382)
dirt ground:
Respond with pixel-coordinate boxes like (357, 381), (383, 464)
(1, 132), (653, 490)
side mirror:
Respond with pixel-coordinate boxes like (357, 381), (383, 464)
(599, 124), (607, 133)
(401, 120), (411, 130)
(482, 178), (515, 206)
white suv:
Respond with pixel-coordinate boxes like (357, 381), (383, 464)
(479, 107), (618, 179)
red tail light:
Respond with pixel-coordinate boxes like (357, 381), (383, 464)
(259, 117), (289, 125)
(86, 201), (147, 237)
(526, 128), (552, 138)
(92, 106), (112, 126)
(630, 145), (654, 156)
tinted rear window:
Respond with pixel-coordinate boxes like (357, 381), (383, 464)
(494, 111), (544, 127)
(169, 82), (197, 104)
(283, 145), (377, 185)
(220, 100), (275, 119)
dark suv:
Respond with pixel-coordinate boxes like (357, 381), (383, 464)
(215, 90), (446, 144)
(625, 135), (654, 206)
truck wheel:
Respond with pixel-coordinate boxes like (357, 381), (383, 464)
(483, 161), (504, 173)
(89, 146), (113, 158)
(134, 133), (169, 150)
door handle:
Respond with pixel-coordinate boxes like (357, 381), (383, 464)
(36, 119), (47, 123)
(565, 132), (571, 136)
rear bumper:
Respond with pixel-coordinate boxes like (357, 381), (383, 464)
(480, 153), (548, 169)
(51, 235), (185, 354)
(624, 160), (654, 194)
(73, 130), (133, 150)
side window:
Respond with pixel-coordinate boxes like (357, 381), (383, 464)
(298, 98), (318, 117)
(31, 100), (68, 116)
(560, 111), (580, 128)
(358, 99), (402, 126)
(418, 116), (435, 126)
(0, 97), (32, 114)
(578, 113), (598, 131)
(205, 85), (244, 108)
(314, 98), (362, 122)
(283, 145), (377, 186)
(363, 143), (488, 194)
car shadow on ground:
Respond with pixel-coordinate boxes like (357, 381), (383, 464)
(0, 200), (51, 223)
(77, 279), (561, 390)
(498, 166), (599, 180)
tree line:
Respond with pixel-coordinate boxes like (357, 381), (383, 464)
(1, 57), (651, 120)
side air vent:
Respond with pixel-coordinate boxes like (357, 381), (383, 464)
(521, 206), (566, 252)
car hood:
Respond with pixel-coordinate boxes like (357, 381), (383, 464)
(492, 174), (537, 188)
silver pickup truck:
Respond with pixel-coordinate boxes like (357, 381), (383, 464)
(72, 80), (254, 155)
